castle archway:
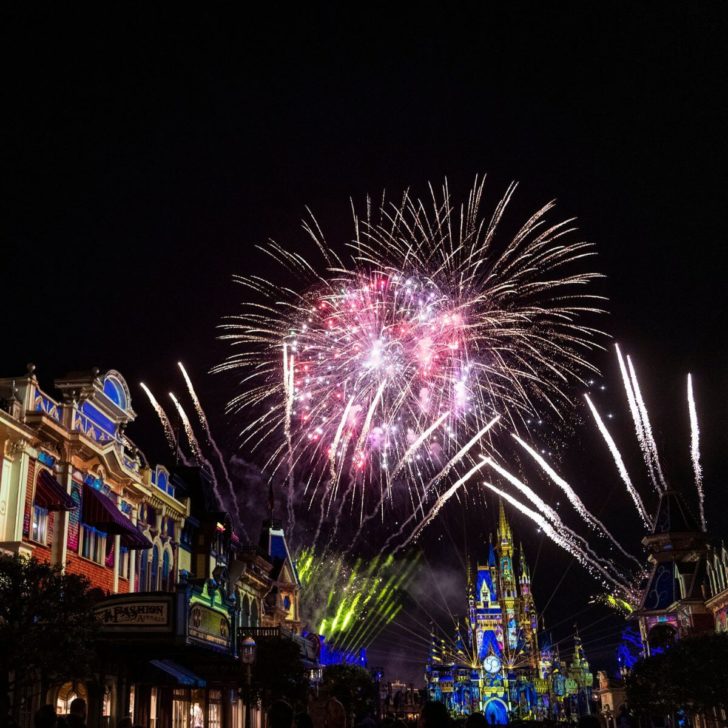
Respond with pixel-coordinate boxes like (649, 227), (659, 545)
(484, 698), (508, 726)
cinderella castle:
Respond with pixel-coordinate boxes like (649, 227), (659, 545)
(426, 502), (594, 723)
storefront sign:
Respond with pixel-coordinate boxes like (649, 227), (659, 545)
(96, 596), (173, 632)
(188, 604), (231, 649)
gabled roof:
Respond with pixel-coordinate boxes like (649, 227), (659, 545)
(259, 519), (299, 585)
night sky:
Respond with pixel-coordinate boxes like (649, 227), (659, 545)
(3, 6), (728, 683)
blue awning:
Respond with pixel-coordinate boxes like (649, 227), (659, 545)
(149, 659), (206, 688)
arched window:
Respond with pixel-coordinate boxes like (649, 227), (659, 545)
(151, 545), (160, 591)
(251, 599), (259, 628)
(138, 549), (149, 592)
(162, 549), (171, 591)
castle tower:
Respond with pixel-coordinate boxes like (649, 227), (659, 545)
(497, 501), (519, 651)
(518, 543), (540, 666)
(568, 626), (594, 710)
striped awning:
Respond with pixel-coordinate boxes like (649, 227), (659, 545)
(149, 659), (206, 687)
(35, 470), (76, 511)
(82, 484), (153, 550)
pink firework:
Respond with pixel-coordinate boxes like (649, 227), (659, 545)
(216, 176), (605, 524)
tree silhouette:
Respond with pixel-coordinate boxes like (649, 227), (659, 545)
(0, 554), (99, 724)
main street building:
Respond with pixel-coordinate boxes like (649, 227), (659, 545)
(0, 366), (309, 728)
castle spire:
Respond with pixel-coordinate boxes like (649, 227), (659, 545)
(497, 498), (513, 558)
(498, 499), (511, 541)
(519, 542), (530, 580)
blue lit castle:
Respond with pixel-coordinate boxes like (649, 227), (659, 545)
(426, 502), (594, 723)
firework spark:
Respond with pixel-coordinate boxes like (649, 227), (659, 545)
(687, 373), (706, 531)
(168, 392), (226, 511)
(216, 176), (605, 531)
(615, 344), (659, 492)
(140, 382), (193, 465)
(626, 355), (667, 491)
(584, 393), (651, 528)
(178, 362), (245, 530)
(512, 433), (641, 567)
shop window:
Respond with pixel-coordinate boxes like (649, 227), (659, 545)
(31, 505), (49, 545)
(149, 687), (158, 728)
(190, 689), (205, 728)
(56, 682), (88, 716)
(81, 525), (106, 563)
(129, 686), (135, 725)
(208, 690), (222, 728)
(172, 688), (188, 728)
(102, 684), (113, 728)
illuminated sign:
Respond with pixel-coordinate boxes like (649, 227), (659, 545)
(96, 596), (172, 632)
(188, 604), (231, 649)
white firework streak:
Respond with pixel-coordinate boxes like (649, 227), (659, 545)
(169, 393), (225, 510)
(282, 345), (296, 531)
(322, 382), (388, 554)
(140, 383), (194, 466)
(687, 374), (706, 531)
(389, 411), (450, 480)
(615, 344), (659, 492)
(484, 482), (632, 596)
(378, 415), (500, 555)
(483, 457), (635, 574)
(177, 362), (246, 534)
(391, 459), (490, 556)
(513, 434), (643, 568)
(345, 412), (451, 550)
(626, 355), (668, 491)
(584, 394), (651, 528)
(312, 396), (357, 547)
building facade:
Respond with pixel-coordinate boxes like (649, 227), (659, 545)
(631, 489), (714, 655)
(425, 503), (593, 723)
(705, 542), (728, 633)
(0, 366), (304, 728)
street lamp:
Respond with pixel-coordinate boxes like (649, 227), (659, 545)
(240, 636), (256, 728)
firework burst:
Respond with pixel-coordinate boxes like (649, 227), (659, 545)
(216, 177), (605, 529)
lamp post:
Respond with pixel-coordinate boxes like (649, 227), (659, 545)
(240, 636), (257, 728)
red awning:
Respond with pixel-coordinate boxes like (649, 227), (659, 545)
(35, 470), (76, 511)
(82, 484), (153, 550)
